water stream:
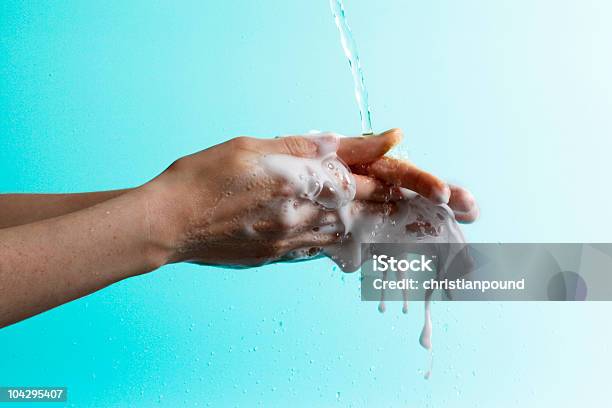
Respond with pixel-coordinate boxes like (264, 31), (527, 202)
(329, 0), (373, 135)
(328, 2), (452, 378)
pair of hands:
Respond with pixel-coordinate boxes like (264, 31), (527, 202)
(149, 128), (478, 267)
(0, 128), (477, 327)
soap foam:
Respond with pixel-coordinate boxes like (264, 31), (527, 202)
(260, 132), (467, 378)
(261, 133), (355, 210)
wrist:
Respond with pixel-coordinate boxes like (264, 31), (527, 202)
(136, 173), (195, 267)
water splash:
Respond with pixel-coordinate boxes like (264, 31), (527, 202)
(329, 0), (373, 135)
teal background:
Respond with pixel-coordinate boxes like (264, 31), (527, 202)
(1, 0), (611, 406)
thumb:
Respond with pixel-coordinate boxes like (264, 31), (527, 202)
(337, 128), (403, 165)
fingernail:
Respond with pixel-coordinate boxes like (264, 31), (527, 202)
(379, 128), (402, 136)
(378, 128), (403, 148)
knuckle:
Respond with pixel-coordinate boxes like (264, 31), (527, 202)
(230, 136), (254, 149)
(276, 214), (296, 230)
(226, 137), (260, 169)
(251, 220), (272, 233)
(282, 136), (317, 157)
(166, 157), (186, 173)
(274, 184), (295, 198)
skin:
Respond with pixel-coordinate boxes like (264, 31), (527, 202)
(0, 129), (478, 328)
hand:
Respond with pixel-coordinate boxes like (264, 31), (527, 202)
(146, 129), (478, 267)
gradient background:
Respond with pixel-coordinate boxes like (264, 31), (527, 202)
(1, 0), (611, 406)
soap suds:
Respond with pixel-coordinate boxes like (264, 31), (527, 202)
(260, 132), (467, 379)
(260, 133), (355, 210)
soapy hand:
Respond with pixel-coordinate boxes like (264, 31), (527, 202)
(0, 128), (478, 327)
(147, 129), (478, 267)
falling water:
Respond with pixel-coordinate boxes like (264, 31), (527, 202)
(329, 0), (373, 135)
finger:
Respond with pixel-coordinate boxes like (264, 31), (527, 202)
(448, 185), (479, 223)
(354, 174), (403, 202)
(353, 156), (450, 204)
(259, 128), (400, 161)
(337, 128), (403, 165)
(260, 133), (340, 158)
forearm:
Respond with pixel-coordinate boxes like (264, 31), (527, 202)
(0, 185), (171, 328)
(0, 189), (132, 229)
